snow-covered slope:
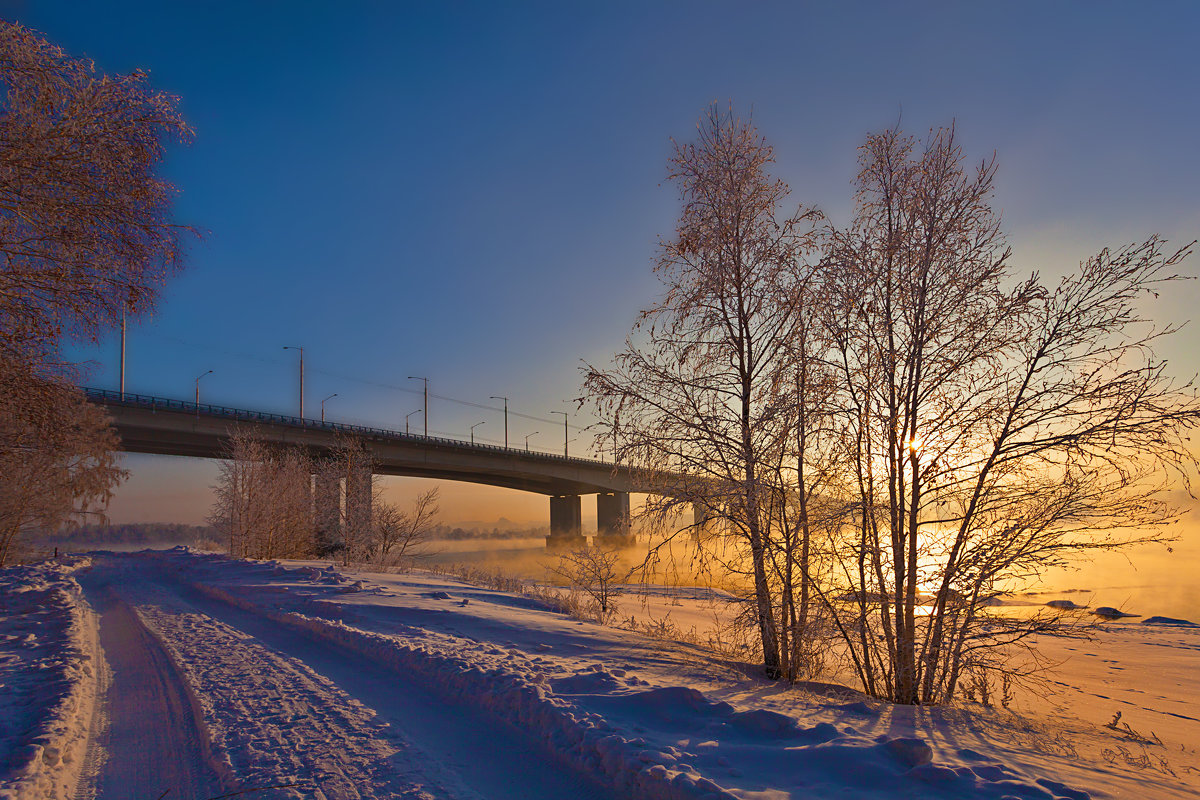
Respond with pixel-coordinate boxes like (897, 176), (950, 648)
(3, 549), (1195, 799)
(0, 557), (101, 800)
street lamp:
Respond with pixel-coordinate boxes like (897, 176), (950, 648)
(470, 421), (485, 445)
(408, 376), (428, 436)
(405, 408), (422, 436)
(550, 410), (568, 457)
(283, 346), (304, 418)
(489, 396), (508, 449)
(525, 431), (539, 452)
(194, 369), (213, 409)
(320, 393), (338, 423)
(119, 305), (127, 400)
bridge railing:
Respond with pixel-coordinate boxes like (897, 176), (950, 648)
(83, 387), (613, 469)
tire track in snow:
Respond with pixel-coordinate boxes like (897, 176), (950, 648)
(93, 560), (482, 800)
(70, 643), (109, 800)
(75, 575), (223, 800)
(151, 566), (618, 800)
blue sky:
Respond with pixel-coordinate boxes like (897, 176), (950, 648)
(8, 1), (1199, 524)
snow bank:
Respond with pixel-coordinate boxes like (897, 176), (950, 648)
(1093, 606), (1139, 619)
(163, 551), (1106, 800)
(184, 573), (735, 799)
(1140, 615), (1197, 626)
(0, 557), (100, 800)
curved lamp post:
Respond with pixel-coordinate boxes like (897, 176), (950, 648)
(489, 395), (508, 449)
(194, 370), (213, 417)
(525, 431), (538, 452)
(405, 408), (422, 436)
(320, 393), (338, 423)
(470, 420), (485, 445)
(283, 346), (304, 418)
(550, 410), (568, 457)
(408, 376), (428, 436)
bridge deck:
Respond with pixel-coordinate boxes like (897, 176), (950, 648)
(85, 388), (637, 496)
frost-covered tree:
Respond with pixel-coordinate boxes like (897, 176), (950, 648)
(587, 107), (1200, 701)
(210, 430), (314, 560)
(583, 104), (824, 678)
(0, 357), (124, 565)
(326, 437), (374, 565)
(0, 22), (191, 561)
(819, 125), (1199, 704)
(0, 21), (193, 364)
(549, 542), (629, 622)
(374, 487), (440, 565)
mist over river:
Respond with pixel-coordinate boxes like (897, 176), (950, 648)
(57, 523), (1200, 623)
(418, 530), (1200, 623)
(1031, 534), (1200, 622)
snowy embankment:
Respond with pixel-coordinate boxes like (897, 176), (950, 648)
(6, 548), (1194, 799)
(144, 548), (1184, 800)
(176, 558), (729, 800)
(0, 557), (100, 800)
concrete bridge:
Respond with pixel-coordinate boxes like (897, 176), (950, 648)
(84, 388), (640, 548)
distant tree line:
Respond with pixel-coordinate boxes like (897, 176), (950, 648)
(426, 524), (550, 541)
(48, 522), (219, 546)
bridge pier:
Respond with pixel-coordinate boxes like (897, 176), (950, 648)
(546, 494), (585, 550)
(596, 491), (633, 546)
(314, 469), (342, 556)
(344, 460), (373, 555)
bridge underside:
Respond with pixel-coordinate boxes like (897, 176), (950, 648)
(98, 394), (641, 546)
(110, 406), (631, 497)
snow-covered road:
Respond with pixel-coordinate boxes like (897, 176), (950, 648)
(77, 570), (222, 799)
(5, 548), (1198, 800)
(76, 555), (615, 800)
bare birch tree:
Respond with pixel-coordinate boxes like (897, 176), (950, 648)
(374, 487), (440, 565)
(583, 104), (824, 678)
(549, 543), (629, 621)
(819, 124), (1200, 703)
(210, 429), (315, 560)
(587, 107), (1200, 700)
(0, 357), (124, 565)
(766, 315), (847, 681)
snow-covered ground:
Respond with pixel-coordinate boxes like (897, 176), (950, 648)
(1, 548), (1196, 799)
(0, 557), (102, 800)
